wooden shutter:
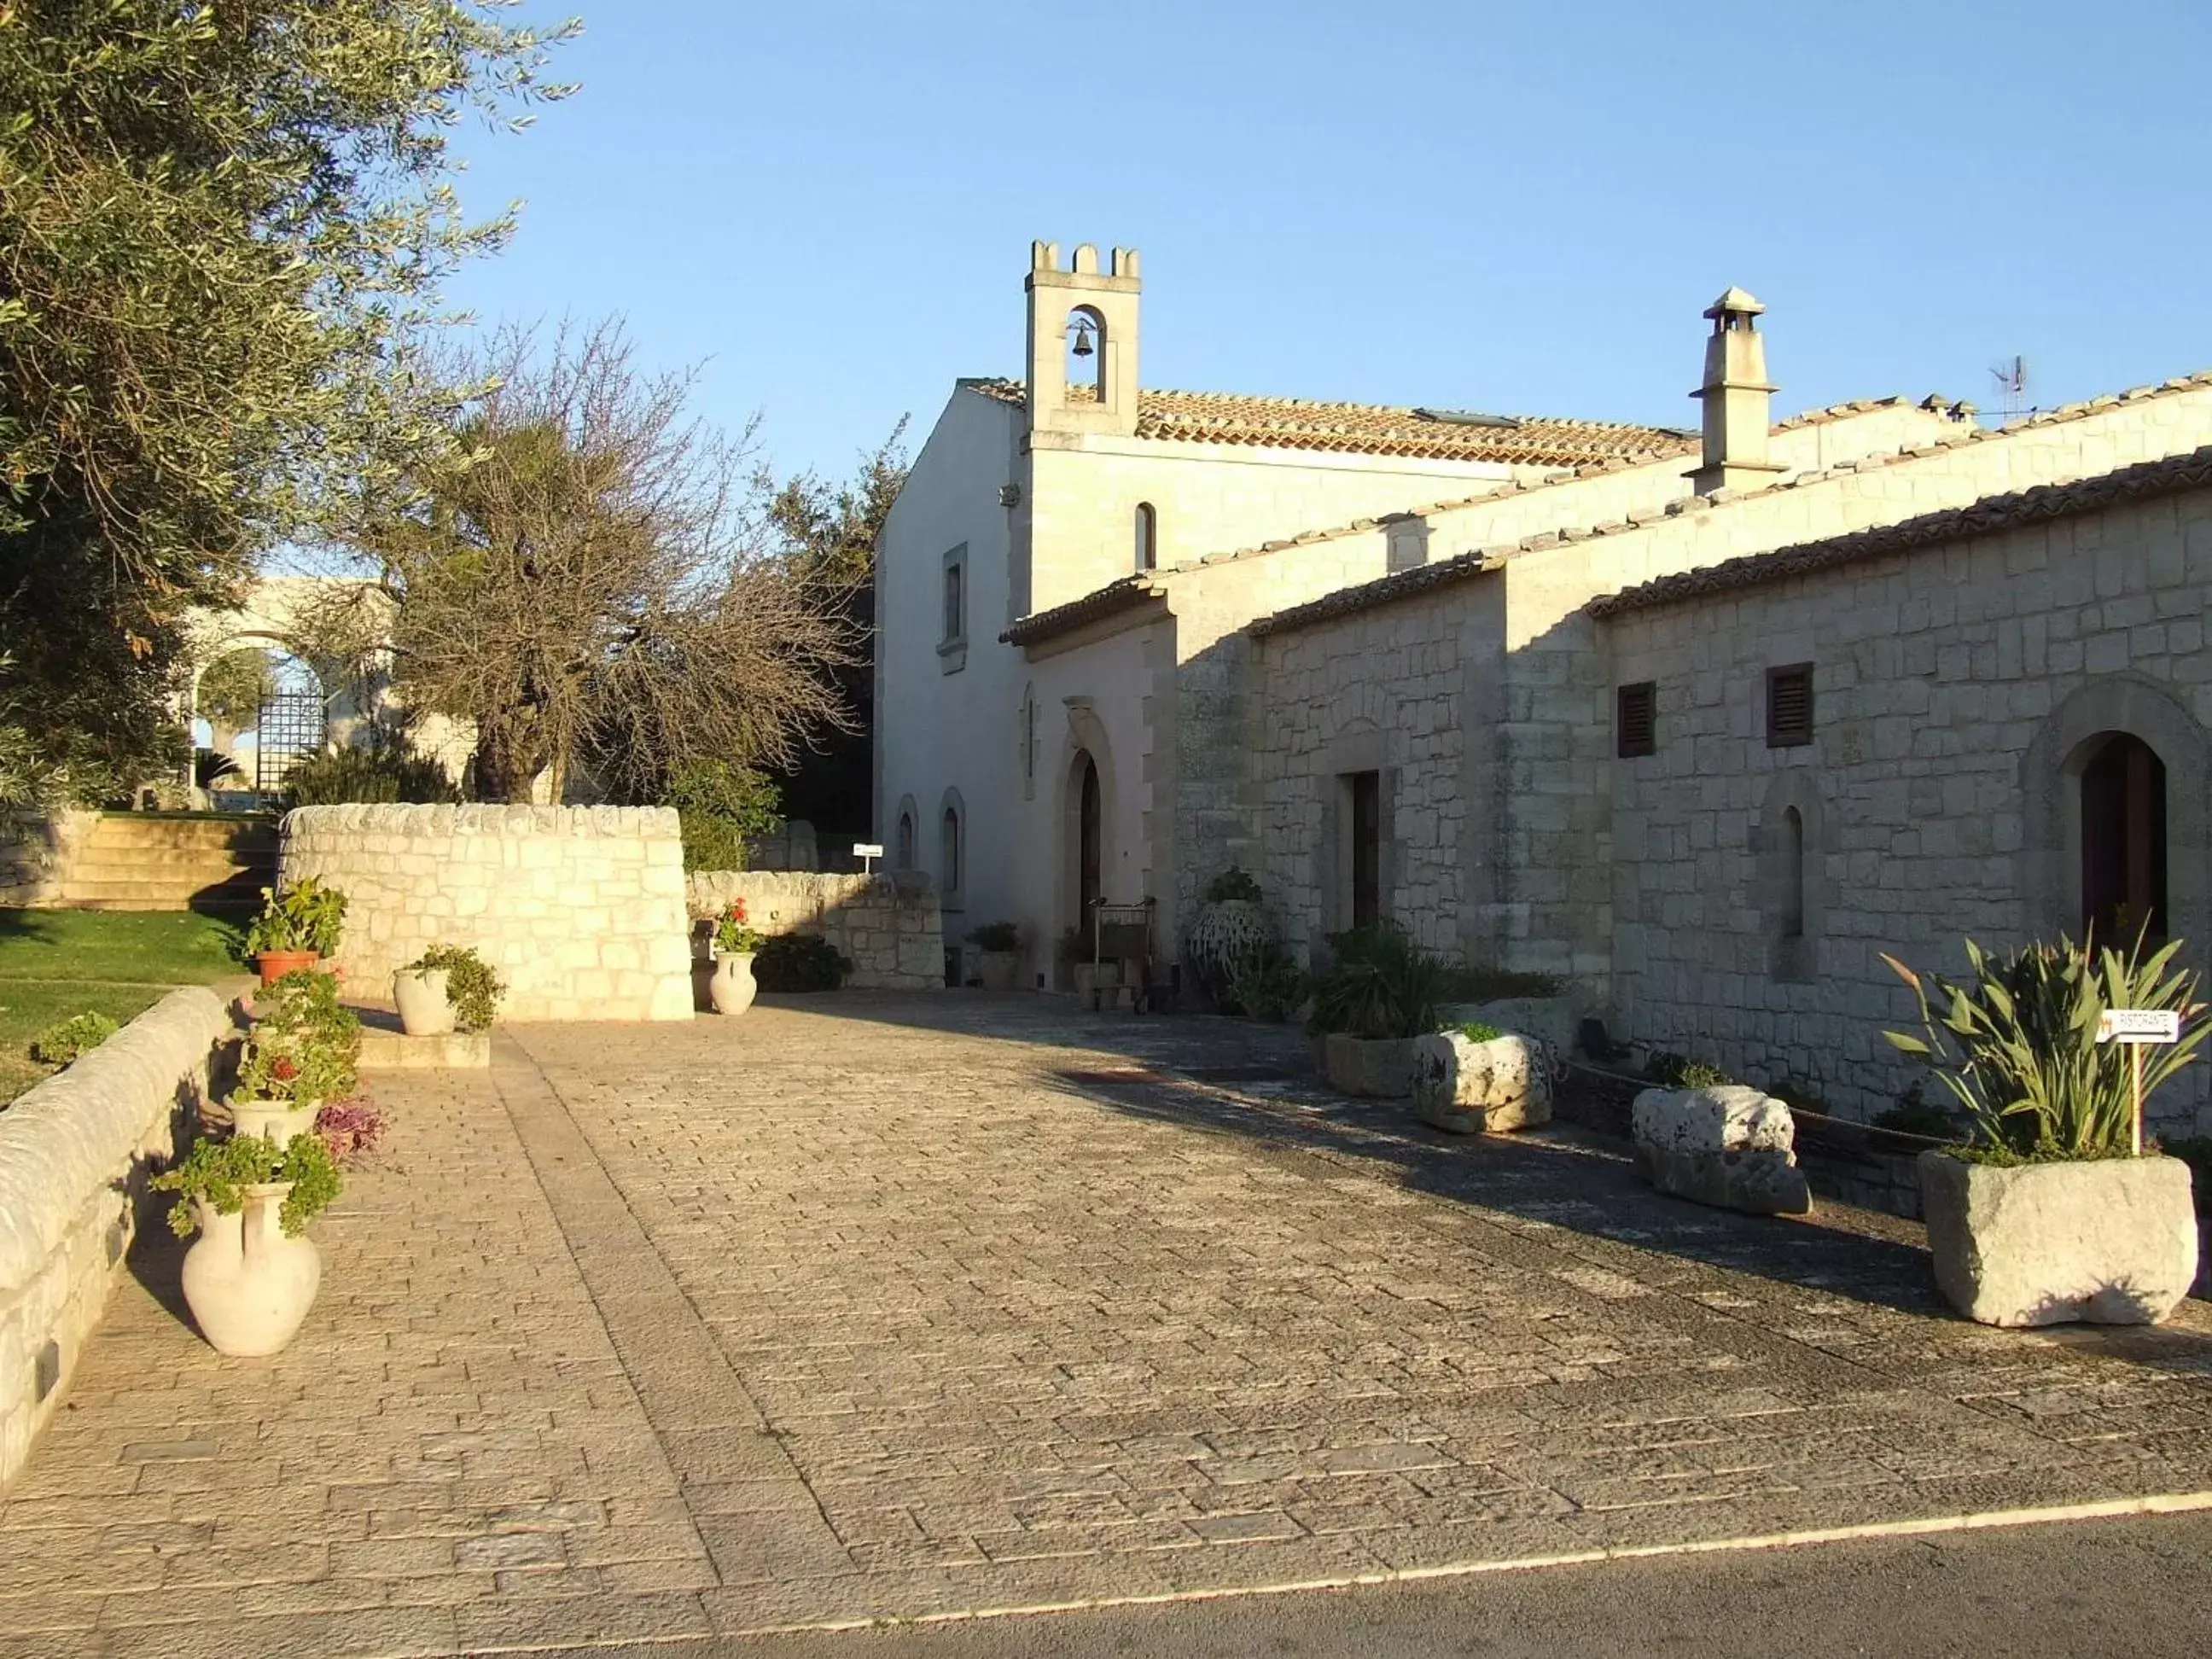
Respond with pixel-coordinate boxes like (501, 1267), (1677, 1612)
(1615, 682), (1656, 758)
(1767, 664), (1813, 748)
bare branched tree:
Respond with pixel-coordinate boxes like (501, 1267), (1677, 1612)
(345, 320), (859, 803)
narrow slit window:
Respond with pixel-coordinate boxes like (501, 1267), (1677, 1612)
(1767, 663), (1813, 748)
(1616, 682), (1656, 758)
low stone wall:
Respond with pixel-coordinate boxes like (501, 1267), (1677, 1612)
(0, 987), (237, 1490)
(0, 810), (98, 907)
(687, 870), (943, 991)
(282, 805), (693, 1022)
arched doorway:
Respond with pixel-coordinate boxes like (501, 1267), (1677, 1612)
(1076, 750), (1102, 923)
(2080, 731), (2167, 943)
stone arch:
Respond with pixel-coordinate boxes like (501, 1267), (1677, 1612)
(1755, 771), (1826, 983)
(1056, 701), (1118, 935)
(893, 793), (919, 871)
(937, 786), (966, 909)
(1066, 305), (1107, 401)
(2020, 676), (2209, 949)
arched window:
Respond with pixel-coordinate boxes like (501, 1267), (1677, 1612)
(1781, 807), (1805, 939)
(895, 810), (915, 871)
(1134, 503), (1157, 572)
(2081, 732), (2168, 944)
(1067, 306), (1106, 401)
(940, 804), (963, 901)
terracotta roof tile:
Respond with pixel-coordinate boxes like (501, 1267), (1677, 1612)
(964, 379), (1692, 467)
(1587, 444), (2212, 618)
(1000, 574), (1167, 649)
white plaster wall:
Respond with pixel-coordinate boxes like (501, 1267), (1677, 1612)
(874, 387), (1026, 966)
(279, 805), (693, 1021)
(1604, 481), (2212, 1135)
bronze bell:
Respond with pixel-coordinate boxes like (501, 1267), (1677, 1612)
(1070, 320), (1095, 358)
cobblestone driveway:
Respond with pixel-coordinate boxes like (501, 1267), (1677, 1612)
(4, 992), (2211, 1656)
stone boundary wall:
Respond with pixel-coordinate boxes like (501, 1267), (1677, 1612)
(0, 987), (236, 1490)
(0, 810), (98, 907)
(688, 870), (944, 991)
(282, 805), (693, 1022)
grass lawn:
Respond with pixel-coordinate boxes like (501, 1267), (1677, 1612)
(0, 910), (247, 1104)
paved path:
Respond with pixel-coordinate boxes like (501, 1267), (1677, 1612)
(3, 992), (2210, 1656)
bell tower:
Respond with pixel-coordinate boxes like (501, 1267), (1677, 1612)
(1025, 241), (1141, 439)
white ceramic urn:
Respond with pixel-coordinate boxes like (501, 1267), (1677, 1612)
(230, 1101), (315, 1149)
(393, 966), (455, 1036)
(179, 1183), (322, 1357)
(710, 952), (758, 1016)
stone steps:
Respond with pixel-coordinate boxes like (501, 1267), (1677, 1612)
(47, 814), (277, 911)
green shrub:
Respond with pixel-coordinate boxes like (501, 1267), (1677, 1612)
(31, 1010), (119, 1067)
(1202, 866), (1263, 905)
(1226, 945), (1305, 1023)
(1646, 1051), (1732, 1089)
(1884, 931), (2209, 1163)
(242, 876), (347, 957)
(668, 760), (781, 873)
(238, 969), (361, 1103)
(753, 933), (850, 992)
(1451, 1021), (1504, 1044)
(281, 742), (458, 807)
(1871, 1095), (1959, 1141)
(406, 943), (505, 1033)
(154, 1132), (341, 1238)
(1306, 926), (1449, 1039)
(1440, 964), (1564, 1001)
(969, 921), (1020, 952)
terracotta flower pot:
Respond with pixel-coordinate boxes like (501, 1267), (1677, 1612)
(254, 948), (320, 987)
(180, 1183), (322, 1357)
(710, 952), (758, 1016)
(393, 966), (455, 1036)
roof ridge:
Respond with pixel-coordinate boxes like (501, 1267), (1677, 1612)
(1588, 442), (2212, 617)
(1247, 371), (2212, 638)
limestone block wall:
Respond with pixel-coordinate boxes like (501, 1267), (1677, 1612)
(1603, 478), (2212, 1133)
(687, 870), (944, 990)
(0, 810), (98, 907)
(0, 987), (236, 1490)
(280, 805), (693, 1022)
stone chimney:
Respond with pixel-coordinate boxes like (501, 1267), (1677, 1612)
(1690, 287), (1784, 496)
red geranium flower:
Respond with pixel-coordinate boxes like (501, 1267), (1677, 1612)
(271, 1056), (300, 1081)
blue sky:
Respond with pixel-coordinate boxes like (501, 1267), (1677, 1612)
(443, 0), (2212, 485)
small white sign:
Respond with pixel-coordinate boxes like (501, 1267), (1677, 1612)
(2098, 1009), (2181, 1045)
(853, 842), (885, 859)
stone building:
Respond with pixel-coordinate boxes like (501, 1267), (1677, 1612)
(877, 242), (2212, 1135)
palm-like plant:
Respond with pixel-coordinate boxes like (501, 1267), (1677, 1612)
(1883, 928), (2206, 1161)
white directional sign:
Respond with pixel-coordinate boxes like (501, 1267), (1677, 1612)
(2097, 1009), (2181, 1045)
(853, 843), (884, 859)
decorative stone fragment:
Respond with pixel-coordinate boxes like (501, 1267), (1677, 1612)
(1916, 1151), (2199, 1328)
(1631, 1086), (1811, 1214)
(1411, 1031), (1551, 1133)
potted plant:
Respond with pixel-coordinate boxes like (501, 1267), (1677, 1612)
(1307, 925), (1448, 1097)
(709, 899), (765, 1016)
(1884, 929), (2206, 1327)
(970, 922), (1022, 991)
(1185, 867), (1276, 1010)
(1411, 1019), (1555, 1134)
(242, 876), (347, 986)
(230, 970), (363, 1146)
(152, 1132), (341, 1356)
(393, 943), (505, 1037)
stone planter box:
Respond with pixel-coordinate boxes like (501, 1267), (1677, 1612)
(977, 951), (1021, 992)
(1435, 993), (1584, 1058)
(1323, 1033), (1416, 1098)
(1632, 1086), (1811, 1215)
(1411, 1031), (1551, 1133)
(1917, 1151), (2200, 1328)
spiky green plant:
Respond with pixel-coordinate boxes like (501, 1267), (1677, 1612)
(1883, 929), (2207, 1162)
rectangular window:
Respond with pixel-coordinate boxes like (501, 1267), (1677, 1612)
(1615, 682), (1656, 758)
(1349, 770), (1382, 931)
(938, 544), (969, 674)
(942, 562), (963, 643)
(1766, 663), (1813, 748)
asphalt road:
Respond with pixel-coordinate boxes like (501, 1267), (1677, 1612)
(557, 1511), (2212, 1659)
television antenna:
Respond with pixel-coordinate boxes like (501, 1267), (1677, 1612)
(1988, 355), (2029, 424)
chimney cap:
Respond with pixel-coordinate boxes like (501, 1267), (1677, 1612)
(1703, 286), (1766, 320)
